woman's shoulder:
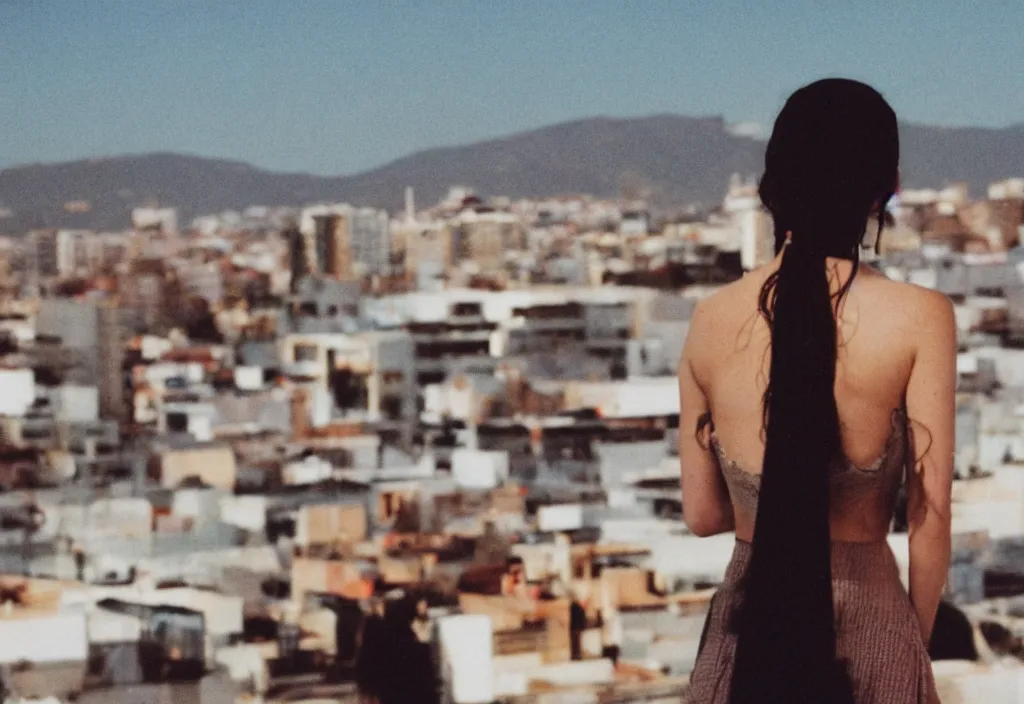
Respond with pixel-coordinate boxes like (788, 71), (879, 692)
(686, 264), (954, 352)
(687, 264), (954, 326)
(689, 270), (770, 325)
(683, 275), (765, 370)
(856, 269), (955, 322)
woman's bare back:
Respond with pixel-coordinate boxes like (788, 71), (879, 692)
(685, 254), (945, 541)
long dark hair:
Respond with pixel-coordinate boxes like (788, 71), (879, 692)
(728, 79), (899, 703)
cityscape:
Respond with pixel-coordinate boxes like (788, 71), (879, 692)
(3, 3), (1024, 704)
(0, 166), (1022, 702)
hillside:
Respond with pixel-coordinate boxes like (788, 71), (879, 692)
(1, 115), (1022, 232)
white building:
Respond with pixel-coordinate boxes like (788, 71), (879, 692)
(55, 229), (94, 277)
(278, 330), (415, 423)
(131, 207), (178, 234)
(988, 178), (1024, 201)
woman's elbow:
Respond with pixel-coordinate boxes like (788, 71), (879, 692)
(686, 520), (720, 538)
(684, 507), (733, 537)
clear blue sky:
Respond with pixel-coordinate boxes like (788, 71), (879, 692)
(2, 1), (1022, 175)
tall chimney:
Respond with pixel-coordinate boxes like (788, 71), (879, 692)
(405, 187), (415, 223)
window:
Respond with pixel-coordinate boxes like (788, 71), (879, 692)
(165, 376), (187, 390)
(293, 343), (318, 362)
(381, 396), (403, 420)
(166, 412), (189, 433)
(451, 302), (482, 317)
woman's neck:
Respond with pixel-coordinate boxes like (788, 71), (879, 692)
(765, 247), (878, 290)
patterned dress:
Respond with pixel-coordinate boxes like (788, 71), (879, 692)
(687, 408), (938, 703)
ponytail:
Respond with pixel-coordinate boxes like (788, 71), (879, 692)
(726, 78), (898, 704)
(729, 225), (855, 704)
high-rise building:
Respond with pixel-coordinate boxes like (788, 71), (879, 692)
(349, 207), (390, 276)
(313, 214), (350, 279)
(724, 174), (774, 271)
(396, 221), (452, 289)
(55, 230), (94, 278)
(451, 212), (524, 271)
(301, 204), (390, 279)
(30, 229), (60, 279)
(118, 260), (170, 333)
(35, 299), (126, 422)
(737, 208), (774, 271)
(97, 302), (126, 422)
(287, 225), (310, 293)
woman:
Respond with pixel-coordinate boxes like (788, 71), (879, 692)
(679, 79), (955, 703)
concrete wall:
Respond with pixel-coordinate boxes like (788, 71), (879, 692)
(160, 445), (237, 490)
(295, 502), (367, 547)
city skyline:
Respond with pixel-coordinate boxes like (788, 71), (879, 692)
(0, 35), (1022, 694)
(2, 1), (1023, 176)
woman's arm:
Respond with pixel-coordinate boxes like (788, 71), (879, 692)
(678, 300), (735, 537)
(905, 291), (957, 644)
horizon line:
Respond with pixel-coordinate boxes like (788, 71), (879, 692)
(2, 112), (1022, 178)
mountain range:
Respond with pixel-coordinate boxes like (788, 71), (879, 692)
(1, 114), (1023, 232)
